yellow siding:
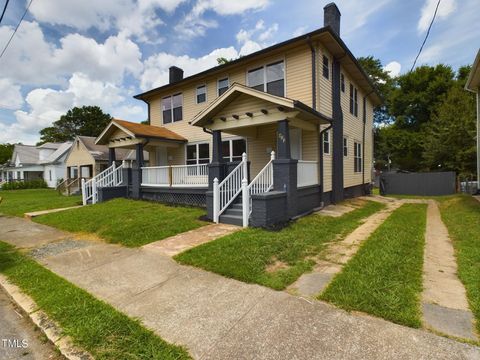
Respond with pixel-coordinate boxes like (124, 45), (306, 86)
(285, 45), (313, 106)
(317, 45), (333, 118)
(247, 124), (276, 176)
(65, 139), (96, 177)
(301, 129), (318, 161)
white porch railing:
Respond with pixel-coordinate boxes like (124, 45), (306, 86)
(141, 164), (208, 187)
(81, 162), (124, 205)
(213, 153), (247, 223)
(297, 160), (319, 187)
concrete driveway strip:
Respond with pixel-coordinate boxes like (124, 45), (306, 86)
(1, 216), (479, 359)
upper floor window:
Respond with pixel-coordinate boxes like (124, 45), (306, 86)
(349, 84), (358, 117)
(162, 93), (183, 124)
(218, 77), (229, 96)
(340, 73), (345, 92)
(343, 137), (348, 157)
(354, 142), (362, 172)
(247, 61), (285, 97)
(322, 55), (329, 79)
(222, 138), (246, 162)
(323, 130), (330, 154)
(187, 143), (209, 165)
(196, 85), (206, 104)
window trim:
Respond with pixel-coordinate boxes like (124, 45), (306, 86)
(246, 58), (286, 97)
(354, 141), (362, 173)
(186, 141), (210, 165)
(323, 130), (330, 155)
(221, 137), (247, 162)
(343, 136), (348, 157)
(217, 77), (229, 97)
(195, 84), (207, 104)
(349, 83), (359, 117)
(340, 73), (345, 93)
(322, 54), (329, 79)
(162, 93), (183, 124)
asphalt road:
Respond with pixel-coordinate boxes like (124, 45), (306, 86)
(0, 287), (62, 360)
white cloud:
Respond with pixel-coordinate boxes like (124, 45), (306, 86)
(0, 79), (24, 110)
(418, 0), (456, 33)
(292, 26), (308, 37)
(235, 20), (278, 56)
(140, 47), (239, 90)
(384, 61), (401, 77)
(175, 0), (270, 38)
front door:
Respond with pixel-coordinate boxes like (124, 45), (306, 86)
(290, 128), (302, 160)
(156, 147), (168, 166)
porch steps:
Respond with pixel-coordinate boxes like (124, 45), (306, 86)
(219, 201), (243, 226)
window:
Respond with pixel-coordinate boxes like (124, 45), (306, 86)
(247, 61), (285, 97)
(354, 142), (362, 173)
(340, 73), (345, 92)
(49, 170), (52, 181)
(217, 77), (229, 96)
(343, 137), (348, 157)
(222, 139), (246, 162)
(322, 55), (329, 79)
(162, 93), (183, 124)
(187, 143), (210, 165)
(323, 131), (330, 154)
(349, 84), (358, 116)
(196, 85), (206, 104)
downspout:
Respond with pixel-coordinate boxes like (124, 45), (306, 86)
(363, 90), (375, 193)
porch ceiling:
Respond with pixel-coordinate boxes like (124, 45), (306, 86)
(190, 83), (331, 135)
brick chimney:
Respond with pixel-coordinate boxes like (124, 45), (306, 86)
(169, 66), (184, 84)
(324, 3), (341, 36)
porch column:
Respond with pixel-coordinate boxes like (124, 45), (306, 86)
(131, 143), (144, 199)
(207, 130), (225, 220)
(108, 147), (116, 166)
(273, 119), (298, 218)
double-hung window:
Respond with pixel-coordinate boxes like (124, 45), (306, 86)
(323, 131), (330, 154)
(343, 137), (348, 157)
(322, 55), (329, 79)
(349, 84), (358, 116)
(187, 143), (210, 165)
(196, 85), (206, 104)
(217, 78), (229, 96)
(340, 73), (345, 92)
(354, 142), (362, 172)
(162, 93), (183, 124)
(222, 139), (246, 162)
(247, 61), (285, 97)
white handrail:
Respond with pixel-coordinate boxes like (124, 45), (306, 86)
(82, 161), (124, 205)
(213, 153), (247, 223)
(242, 151), (275, 227)
(141, 163), (208, 187)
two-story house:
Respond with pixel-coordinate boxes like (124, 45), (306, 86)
(91, 3), (381, 227)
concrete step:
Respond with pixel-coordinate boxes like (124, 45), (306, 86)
(223, 208), (242, 216)
(219, 214), (243, 226)
(229, 203), (243, 210)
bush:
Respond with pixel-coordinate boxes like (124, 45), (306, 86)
(2, 179), (48, 190)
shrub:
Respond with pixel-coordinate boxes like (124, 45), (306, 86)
(2, 179), (48, 190)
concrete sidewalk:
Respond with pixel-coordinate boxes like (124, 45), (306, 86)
(1, 216), (479, 360)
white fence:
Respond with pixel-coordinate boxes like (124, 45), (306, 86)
(297, 160), (319, 187)
(82, 162), (124, 205)
(141, 164), (208, 187)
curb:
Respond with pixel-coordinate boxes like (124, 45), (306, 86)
(0, 274), (93, 360)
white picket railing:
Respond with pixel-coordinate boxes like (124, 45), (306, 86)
(81, 162), (124, 205)
(297, 160), (319, 187)
(141, 164), (208, 187)
(213, 153), (247, 223)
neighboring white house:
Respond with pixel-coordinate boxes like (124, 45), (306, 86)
(0, 142), (72, 188)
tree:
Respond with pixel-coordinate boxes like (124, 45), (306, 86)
(39, 106), (112, 144)
(0, 143), (14, 164)
(217, 57), (235, 65)
(357, 56), (395, 126)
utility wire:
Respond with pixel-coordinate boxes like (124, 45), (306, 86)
(0, 0), (10, 25)
(0, 0), (34, 60)
(410, 0), (441, 72)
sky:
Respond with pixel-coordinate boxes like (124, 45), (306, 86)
(0, 0), (478, 144)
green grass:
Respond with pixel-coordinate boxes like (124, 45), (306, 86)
(175, 200), (384, 290)
(35, 198), (207, 247)
(319, 203), (427, 328)
(0, 241), (190, 359)
(0, 189), (81, 216)
(438, 195), (480, 334)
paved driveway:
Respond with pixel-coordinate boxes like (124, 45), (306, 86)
(1, 215), (479, 360)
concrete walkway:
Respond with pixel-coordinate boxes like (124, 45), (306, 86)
(0, 216), (478, 359)
(289, 198), (402, 297)
(422, 201), (477, 341)
(143, 223), (240, 257)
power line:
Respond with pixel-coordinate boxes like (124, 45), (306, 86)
(410, 0), (441, 72)
(0, 0), (34, 60)
(0, 0), (10, 25)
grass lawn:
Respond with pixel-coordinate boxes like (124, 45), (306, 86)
(175, 200), (384, 290)
(0, 189), (81, 217)
(35, 198), (207, 247)
(319, 203), (427, 328)
(438, 195), (480, 334)
(0, 241), (190, 359)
